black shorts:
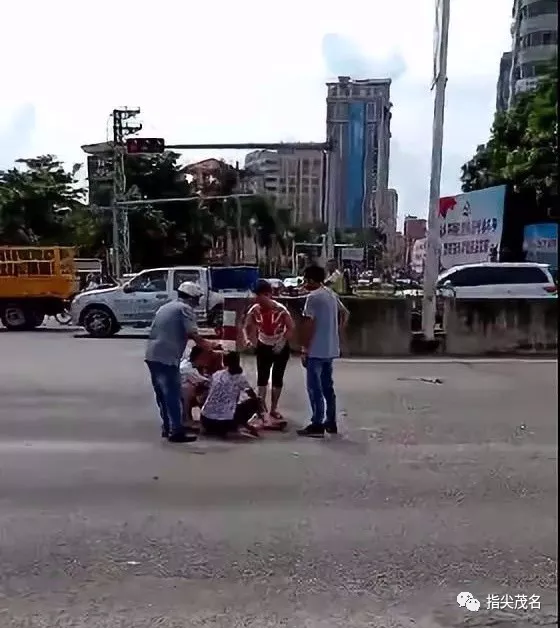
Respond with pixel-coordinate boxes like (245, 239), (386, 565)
(255, 341), (290, 388)
(201, 398), (260, 436)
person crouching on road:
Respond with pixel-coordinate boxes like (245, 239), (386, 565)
(200, 351), (264, 439)
(243, 279), (293, 429)
(180, 345), (211, 429)
(145, 281), (220, 443)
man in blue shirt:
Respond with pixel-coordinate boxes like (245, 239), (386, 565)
(145, 282), (218, 443)
(297, 265), (349, 438)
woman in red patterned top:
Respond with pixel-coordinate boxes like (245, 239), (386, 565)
(243, 279), (294, 426)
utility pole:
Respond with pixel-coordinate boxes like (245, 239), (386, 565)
(111, 107), (141, 278)
(325, 149), (336, 261)
(422, 0), (451, 342)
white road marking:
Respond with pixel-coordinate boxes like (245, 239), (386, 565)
(339, 358), (557, 364)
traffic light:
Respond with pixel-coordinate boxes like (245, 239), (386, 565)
(125, 138), (165, 154)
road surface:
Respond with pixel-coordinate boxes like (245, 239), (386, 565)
(0, 329), (557, 627)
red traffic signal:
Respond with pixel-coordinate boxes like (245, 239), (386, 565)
(125, 138), (165, 154)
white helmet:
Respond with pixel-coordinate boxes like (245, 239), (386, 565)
(177, 281), (203, 298)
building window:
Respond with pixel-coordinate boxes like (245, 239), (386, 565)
(519, 30), (558, 48)
(521, 0), (558, 18)
(335, 102), (348, 119)
(366, 102), (377, 120)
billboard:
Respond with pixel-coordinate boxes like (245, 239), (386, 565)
(523, 223), (558, 269)
(438, 185), (506, 269)
(340, 247), (364, 262)
(346, 102), (366, 229)
(411, 237), (426, 275)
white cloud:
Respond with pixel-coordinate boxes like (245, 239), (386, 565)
(1, 0), (513, 222)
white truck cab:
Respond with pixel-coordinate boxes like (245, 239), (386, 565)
(70, 265), (258, 337)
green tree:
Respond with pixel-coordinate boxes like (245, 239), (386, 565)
(0, 155), (85, 245)
(461, 64), (557, 212)
(123, 151), (208, 268)
(0, 151), (299, 272)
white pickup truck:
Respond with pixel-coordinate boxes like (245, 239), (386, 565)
(70, 265), (258, 337)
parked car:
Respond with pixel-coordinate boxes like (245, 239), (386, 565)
(436, 262), (557, 299)
(71, 265), (259, 337)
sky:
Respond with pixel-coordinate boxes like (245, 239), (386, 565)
(1, 0), (513, 224)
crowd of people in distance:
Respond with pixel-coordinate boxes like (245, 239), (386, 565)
(144, 264), (349, 443)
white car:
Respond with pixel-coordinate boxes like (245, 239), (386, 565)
(436, 262), (557, 299)
(283, 276), (303, 289)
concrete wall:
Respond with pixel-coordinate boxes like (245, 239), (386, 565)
(223, 295), (412, 357)
(443, 298), (558, 355)
(223, 295), (558, 357)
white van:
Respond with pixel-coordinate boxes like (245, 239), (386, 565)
(70, 265), (258, 337)
(437, 262), (557, 299)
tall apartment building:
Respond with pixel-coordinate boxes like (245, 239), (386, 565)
(496, 52), (513, 112)
(243, 148), (324, 224)
(378, 188), (398, 257)
(403, 215), (427, 267)
(497, 0), (558, 110)
(325, 76), (392, 230)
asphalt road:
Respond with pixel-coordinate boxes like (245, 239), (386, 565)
(0, 328), (557, 627)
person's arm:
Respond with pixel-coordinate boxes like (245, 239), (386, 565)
(300, 295), (316, 362)
(243, 307), (258, 347)
(282, 307), (295, 341)
(336, 297), (350, 331)
(189, 367), (210, 387)
(182, 306), (219, 352)
(240, 376), (265, 415)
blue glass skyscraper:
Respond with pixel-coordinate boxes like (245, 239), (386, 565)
(325, 76), (391, 230)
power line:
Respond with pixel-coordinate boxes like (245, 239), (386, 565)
(115, 193), (258, 206)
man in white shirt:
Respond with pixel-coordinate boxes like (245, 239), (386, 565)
(180, 346), (211, 425)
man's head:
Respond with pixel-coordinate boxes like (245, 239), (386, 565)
(189, 345), (205, 367)
(303, 264), (325, 291)
(177, 281), (203, 307)
(253, 279), (273, 306)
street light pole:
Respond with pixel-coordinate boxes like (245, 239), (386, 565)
(422, 0), (451, 341)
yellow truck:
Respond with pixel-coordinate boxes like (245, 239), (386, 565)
(0, 246), (77, 330)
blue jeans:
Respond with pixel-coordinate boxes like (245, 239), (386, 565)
(305, 358), (336, 427)
(145, 361), (183, 434)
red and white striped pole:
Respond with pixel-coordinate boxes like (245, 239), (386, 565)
(220, 307), (238, 352)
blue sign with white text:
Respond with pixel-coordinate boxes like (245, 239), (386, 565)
(523, 223), (558, 270)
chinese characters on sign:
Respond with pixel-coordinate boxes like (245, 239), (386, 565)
(440, 217), (498, 237)
(438, 186), (506, 270)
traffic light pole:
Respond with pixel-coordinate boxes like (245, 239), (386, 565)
(111, 108), (141, 278)
(103, 135), (333, 276)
